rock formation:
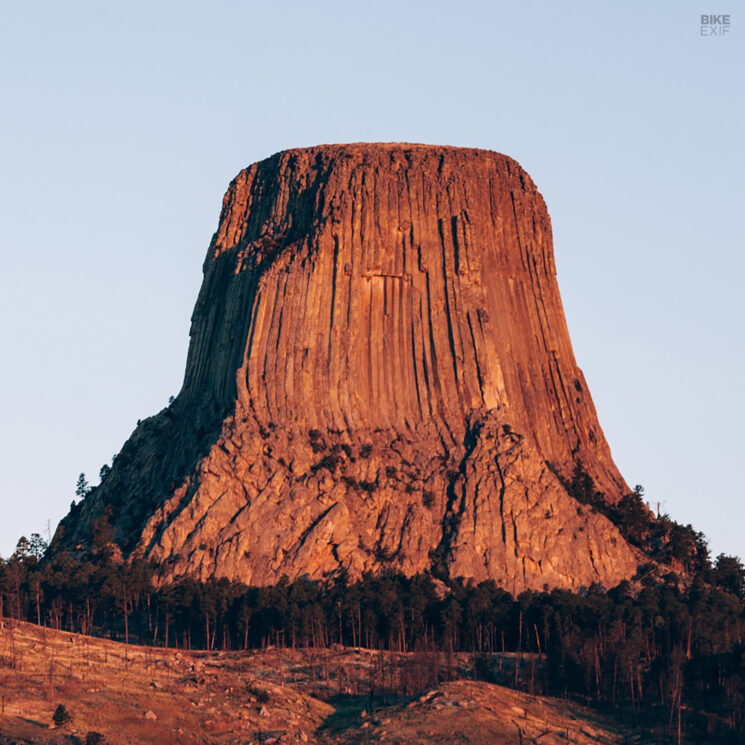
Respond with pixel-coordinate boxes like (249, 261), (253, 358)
(55, 143), (639, 592)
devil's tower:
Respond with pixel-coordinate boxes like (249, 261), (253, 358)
(56, 144), (639, 592)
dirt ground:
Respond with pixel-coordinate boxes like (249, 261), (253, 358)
(0, 620), (629, 744)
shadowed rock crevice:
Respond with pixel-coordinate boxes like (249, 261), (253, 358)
(54, 143), (639, 592)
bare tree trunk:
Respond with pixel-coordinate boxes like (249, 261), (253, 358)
(123, 591), (130, 648)
(518, 610), (523, 653)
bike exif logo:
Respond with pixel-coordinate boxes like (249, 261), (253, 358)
(701, 14), (731, 36)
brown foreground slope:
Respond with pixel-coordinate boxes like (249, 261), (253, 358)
(55, 143), (639, 593)
(0, 620), (630, 745)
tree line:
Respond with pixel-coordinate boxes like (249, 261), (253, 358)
(2, 534), (744, 742)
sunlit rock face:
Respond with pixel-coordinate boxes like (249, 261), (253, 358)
(55, 144), (638, 592)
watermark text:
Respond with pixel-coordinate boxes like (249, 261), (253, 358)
(701, 14), (731, 36)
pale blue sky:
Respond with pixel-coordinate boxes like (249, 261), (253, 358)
(1, 1), (743, 561)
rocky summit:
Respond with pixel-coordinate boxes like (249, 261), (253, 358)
(56, 143), (639, 591)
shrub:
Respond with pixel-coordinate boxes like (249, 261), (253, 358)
(53, 704), (72, 727)
(246, 683), (270, 703)
(311, 454), (341, 473)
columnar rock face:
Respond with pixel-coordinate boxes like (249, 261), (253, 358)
(56, 143), (639, 592)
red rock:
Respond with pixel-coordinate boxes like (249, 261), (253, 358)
(55, 144), (638, 592)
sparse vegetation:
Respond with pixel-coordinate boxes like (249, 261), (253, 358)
(308, 429), (326, 453)
(312, 453), (342, 473)
(563, 462), (710, 572)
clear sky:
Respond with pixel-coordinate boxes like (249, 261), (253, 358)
(0, 1), (742, 561)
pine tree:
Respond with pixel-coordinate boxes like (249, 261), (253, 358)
(53, 703), (71, 727)
(75, 473), (90, 500)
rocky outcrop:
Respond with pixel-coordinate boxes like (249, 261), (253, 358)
(55, 143), (639, 591)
